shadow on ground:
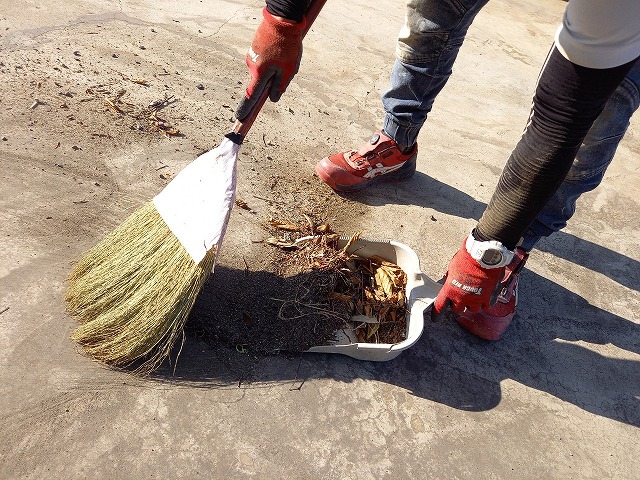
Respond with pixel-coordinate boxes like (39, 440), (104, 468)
(152, 263), (640, 428)
(350, 170), (639, 290)
(345, 171), (488, 220)
(150, 174), (639, 427)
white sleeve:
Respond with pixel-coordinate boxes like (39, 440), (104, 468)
(555, 0), (640, 69)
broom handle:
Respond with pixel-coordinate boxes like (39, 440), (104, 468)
(230, 0), (328, 139)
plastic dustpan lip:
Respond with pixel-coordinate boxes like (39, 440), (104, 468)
(295, 235), (441, 361)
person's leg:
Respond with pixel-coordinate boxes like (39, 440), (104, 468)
(316, 0), (489, 191)
(457, 59), (639, 341)
(382, 0), (490, 149)
(520, 59), (640, 250)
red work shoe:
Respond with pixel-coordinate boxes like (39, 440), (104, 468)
(315, 131), (417, 192)
(456, 247), (529, 340)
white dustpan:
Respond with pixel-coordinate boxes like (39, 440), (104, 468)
(300, 236), (442, 361)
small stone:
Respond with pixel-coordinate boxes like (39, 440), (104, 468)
(112, 53), (118, 58)
(139, 45), (146, 50)
(2, 136), (7, 141)
(197, 83), (205, 90)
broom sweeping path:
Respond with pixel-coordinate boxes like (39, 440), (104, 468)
(1, 0), (639, 478)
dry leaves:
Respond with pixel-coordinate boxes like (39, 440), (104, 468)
(147, 109), (180, 136)
(340, 252), (408, 344)
(265, 216), (338, 251)
(265, 237), (296, 248)
(270, 231), (408, 345)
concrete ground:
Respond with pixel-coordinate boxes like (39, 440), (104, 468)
(1, 0), (639, 478)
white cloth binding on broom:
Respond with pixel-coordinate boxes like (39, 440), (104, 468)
(153, 137), (239, 264)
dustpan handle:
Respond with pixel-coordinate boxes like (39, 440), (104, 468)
(230, 0), (328, 140)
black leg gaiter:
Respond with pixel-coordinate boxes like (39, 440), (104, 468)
(475, 47), (637, 249)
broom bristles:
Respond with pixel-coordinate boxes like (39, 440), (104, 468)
(66, 201), (216, 375)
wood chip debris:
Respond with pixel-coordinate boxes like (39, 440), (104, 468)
(89, 87), (180, 136)
(268, 218), (301, 231)
(235, 199), (253, 212)
(265, 237), (297, 249)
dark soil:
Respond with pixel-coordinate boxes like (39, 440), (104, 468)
(187, 262), (351, 356)
(187, 209), (352, 356)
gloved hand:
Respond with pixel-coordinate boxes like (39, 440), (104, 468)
(235, 7), (306, 121)
(433, 239), (505, 315)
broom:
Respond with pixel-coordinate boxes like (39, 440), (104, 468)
(66, 0), (327, 374)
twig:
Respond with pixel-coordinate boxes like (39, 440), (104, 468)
(289, 356), (306, 391)
(105, 98), (125, 114)
(252, 195), (286, 205)
(0, 307), (8, 315)
(303, 213), (314, 233)
(242, 256), (249, 277)
(274, 297), (347, 321)
(147, 95), (176, 111)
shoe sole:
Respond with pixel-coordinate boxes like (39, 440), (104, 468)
(316, 154), (417, 192)
(456, 311), (515, 341)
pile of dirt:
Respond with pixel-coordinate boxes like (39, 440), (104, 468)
(188, 215), (408, 357)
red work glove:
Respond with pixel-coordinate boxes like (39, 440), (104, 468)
(433, 240), (504, 315)
(235, 7), (306, 120)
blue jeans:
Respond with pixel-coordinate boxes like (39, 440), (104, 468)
(382, 0), (489, 148)
(381, 0), (640, 252)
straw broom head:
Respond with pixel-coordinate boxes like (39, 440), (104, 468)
(65, 201), (215, 375)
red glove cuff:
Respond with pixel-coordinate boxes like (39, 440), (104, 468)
(261, 7), (306, 34)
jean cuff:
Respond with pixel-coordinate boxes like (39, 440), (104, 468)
(382, 114), (422, 150)
(519, 233), (541, 252)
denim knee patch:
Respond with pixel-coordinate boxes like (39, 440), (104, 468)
(396, 0), (486, 64)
